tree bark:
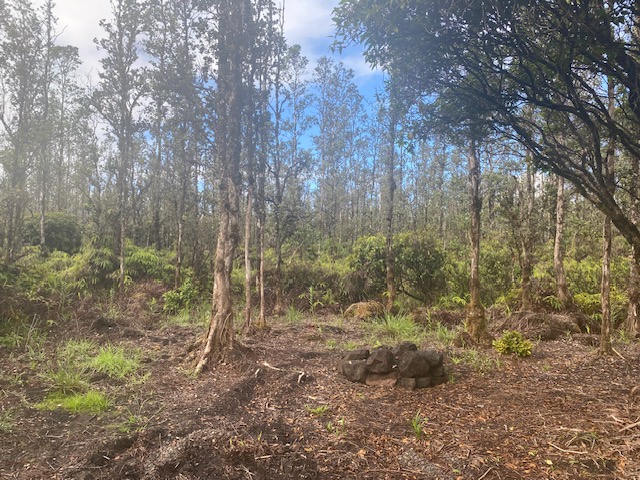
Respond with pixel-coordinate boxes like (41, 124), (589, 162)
(599, 77), (616, 355)
(625, 152), (640, 335)
(385, 104), (398, 312)
(554, 175), (570, 308)
(196, 0), (245, 372)
(466, 139), (488, 343)
(519, 162), (534, 311)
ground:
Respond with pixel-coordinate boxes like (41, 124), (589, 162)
(1, 310), (639, 480)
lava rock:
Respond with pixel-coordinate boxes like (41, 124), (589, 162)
(366, 348), (395, 374)
(398, 377), (417, 390)
(414, 377), (432, 389)
(365, 372), (398, 387)
(419, 350), (444, 367)
(397, 351), (431, 378)
(340, 359), (367, 383)
(392, 341), (418, 359)
(342, 349), (370, 361)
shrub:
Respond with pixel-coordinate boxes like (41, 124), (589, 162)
(162, 278), (200, 313)
(349, 232), (446, 304)
(493, 330), (533, 357)
(23, 212), (82, 254)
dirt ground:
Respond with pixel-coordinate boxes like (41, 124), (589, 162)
(1, 312), (640, 480)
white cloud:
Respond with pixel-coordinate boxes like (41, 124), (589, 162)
(54, 0), (111, 78)
(283, 0), (338, 52)
(50, 0), (380, 89)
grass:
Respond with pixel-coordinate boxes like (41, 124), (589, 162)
(163, 302), (210, 328)
(91, 345), (141, 379)
(37, 390), (111, 414)
(369, 313), (426, 345)
(411, 411), (428, 439)
(0, 409), (14, 433)
(40, 363), (89, 394)
(450, 349), (500, 374)
(305, 404), (330, 417)
(285, 305), (304, 324)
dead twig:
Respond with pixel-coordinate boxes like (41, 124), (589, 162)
(477, 466), (495, 480)
(549, 443), (588, 455)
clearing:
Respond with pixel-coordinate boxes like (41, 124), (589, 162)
(1, 310), (639, 479)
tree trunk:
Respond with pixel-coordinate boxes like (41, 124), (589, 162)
(554, 175), (570, 308)
(599, 77), (616, 355)
(385, 106), (397, 312)
(520, 162), (534, 311)
(243, 187), (253, 332)
(466, 139), (488, 343)
(195, 0), (245, 372)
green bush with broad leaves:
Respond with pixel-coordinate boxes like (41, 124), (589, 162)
(493, 330), (533, 357)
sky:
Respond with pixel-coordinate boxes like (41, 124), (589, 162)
(53, 0), (381, 91)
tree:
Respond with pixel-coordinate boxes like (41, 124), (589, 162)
(334, 0), (640, 301)
(91, 0), (147, 291)
(196, 0), (251, 371)
(0, 0), (43, 262)
(554, 175), (571, 308)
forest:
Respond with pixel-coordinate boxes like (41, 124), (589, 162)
(1, 0), (640, 478)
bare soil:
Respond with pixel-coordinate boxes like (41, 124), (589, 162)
(1, 312), (640, 480)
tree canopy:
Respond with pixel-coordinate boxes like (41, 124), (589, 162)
(334, 0), (640, 256)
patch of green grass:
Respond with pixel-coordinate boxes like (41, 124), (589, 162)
(430, 321), (458, 346)
(0, 331), (24, 348)
(410, 411), (428, 439)
(91, 345), (141, 379)
(369, 313), (426, 344)
(325, 339), (338, 350)
(285, 305), (304, 324)
(39, 363), (89, 394)
(37, 390), (111, 414)
(0, 409), (15, 433)
(451, 349), (500, 374)
(306, 404), (330, 417)
(58, 339), (97, 363)
(164, 302), (210, 328)
(341, 340), (359, 351)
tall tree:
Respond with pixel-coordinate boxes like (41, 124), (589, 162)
(196, 0), (250, 371)
(0, 0), (43, 262)
(91, 0), (146, 291)
(334, 0), (640, 299)
(554, 176), (570, 308)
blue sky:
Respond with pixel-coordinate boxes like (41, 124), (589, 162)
(54, 0), (382, 92)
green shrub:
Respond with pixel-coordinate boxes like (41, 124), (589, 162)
(493, 330), (533, 357)
(125, 243), (174, 283)
(349, 232), (446, 304)
(23, 212), (82, 254)
(162, 278), (200, 313)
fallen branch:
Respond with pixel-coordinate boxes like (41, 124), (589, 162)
(477, 466), (494, 480)
(549, 443), (588, 455)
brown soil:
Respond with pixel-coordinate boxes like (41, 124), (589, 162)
(1, 313), (639, 480)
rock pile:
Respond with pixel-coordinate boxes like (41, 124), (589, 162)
(339, 342), (447, 389)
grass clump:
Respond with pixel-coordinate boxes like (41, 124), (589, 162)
(370, 313), (425, 344)
(451, 349), (500, 373)
(285, 305), (304, 324)
(40, 364), (89, 394)
(37, 390), (110, 414)
(305, 404), (330, 417)
(410, 411), (428, 439)
(493, 330), (533, 357)
(0, 409), (15, 433)
(91, 345), (141, 379)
